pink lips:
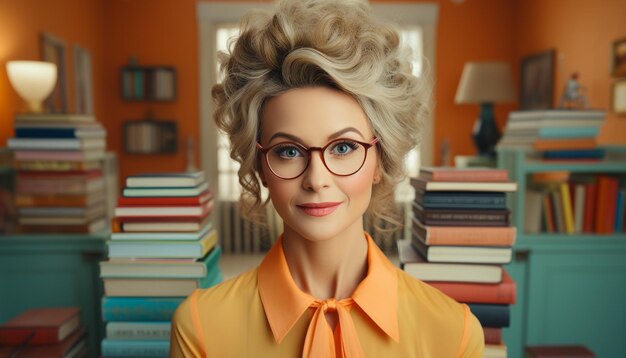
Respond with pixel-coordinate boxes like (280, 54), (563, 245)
(297, 202), (341, 217)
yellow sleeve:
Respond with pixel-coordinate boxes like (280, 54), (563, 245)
(170, 290), (206, 358)
(457, 304), (484, 358)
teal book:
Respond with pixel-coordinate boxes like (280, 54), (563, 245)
(615, 190), (625, 232)
(538, 126), (600, 139)
(102, 297), (184, 321)
(101, 339), (169, 358)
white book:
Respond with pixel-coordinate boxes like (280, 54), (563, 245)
(106, 322), (171, 341)
(397, 240), (502, 283)
(8, 138), (106, 150)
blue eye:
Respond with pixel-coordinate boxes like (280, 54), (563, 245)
(273, 144), (303, 159)
(330, 141), (359, 156)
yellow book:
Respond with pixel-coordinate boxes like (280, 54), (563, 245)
(559, 182), (575, 234)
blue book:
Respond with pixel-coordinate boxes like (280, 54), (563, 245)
(102, 297), (185, 322)
(467, 303), (510, 328)
(538, 126), (600, 139)
(15, 127), (104, 139)
(101, 339), (169, 358)
(543, 149), (605, 160)
(418, 191), (506, 210)
(615, 190), (625, 232)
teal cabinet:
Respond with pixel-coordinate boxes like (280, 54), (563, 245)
(498, 148), (626, 358)
(0, 234), (107, 358)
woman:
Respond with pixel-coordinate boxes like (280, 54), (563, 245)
(170, 0), (484, 356)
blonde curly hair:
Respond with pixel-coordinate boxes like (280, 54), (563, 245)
(212, 0), (430, 238)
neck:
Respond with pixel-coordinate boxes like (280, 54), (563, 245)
(281, 221), (369, 300)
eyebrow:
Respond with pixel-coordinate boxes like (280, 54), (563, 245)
(268, 127), (366, 144)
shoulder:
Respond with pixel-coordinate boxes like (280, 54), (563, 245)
(173, 268), (259, 327)
(170, 269), (261, 357)
(395, 268), (484, 356)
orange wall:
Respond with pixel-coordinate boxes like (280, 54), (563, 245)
(102, 0), (200, 182)
(2, 0), (624, 185)
(514, 0), (626, 145)
(0, 0), (105, 147)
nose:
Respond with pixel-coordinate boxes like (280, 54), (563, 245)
(301, 150), (332, 192)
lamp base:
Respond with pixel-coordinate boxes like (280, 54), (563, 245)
(472, 103), (501, 158)
(26, 100), (44, 113)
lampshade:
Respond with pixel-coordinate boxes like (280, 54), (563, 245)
(6, 60), (57, 113)
(455, 62), (515, 104)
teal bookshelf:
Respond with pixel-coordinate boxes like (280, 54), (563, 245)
(497, 147), (626, 358)
(0, 232), (108, 358)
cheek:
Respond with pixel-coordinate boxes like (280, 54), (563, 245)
(339, 166), (375, 200)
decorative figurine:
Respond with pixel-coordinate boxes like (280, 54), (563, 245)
(559, 72), (589, 109)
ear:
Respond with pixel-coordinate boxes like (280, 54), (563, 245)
(372, 163), (382, 184)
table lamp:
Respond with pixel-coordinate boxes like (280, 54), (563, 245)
(6, 60), (57, 113)
(455, 62), (515, 157)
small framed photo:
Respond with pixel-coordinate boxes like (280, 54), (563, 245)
(40, 32), (68, 113)
(612, 79), (626, 114)
(520, 49), (556, 110)
(611, 38), (626, 78)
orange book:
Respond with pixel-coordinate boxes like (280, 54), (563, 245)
(426, 270), (516, 304)
(533, 138), (598, 151)
(482, 327), (503, 345)
(413, 218), (516, 246)
(14, 192), (104, 207)
(0, 307), (80, 345)
(419, 167), (509, 182)
(531, 171), (570, 184)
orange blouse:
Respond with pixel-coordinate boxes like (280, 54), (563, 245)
(170, 232), (484, 357)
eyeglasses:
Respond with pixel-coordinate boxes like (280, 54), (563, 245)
(256, 137), (379, 180)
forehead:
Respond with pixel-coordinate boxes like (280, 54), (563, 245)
(260, 87), (372, 144)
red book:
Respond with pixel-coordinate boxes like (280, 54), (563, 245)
(482, 327), (502, 345)
(583, 182), (597, 233)
(114, 199), (214, 218)
(117, 190), (213, 207)
(604, 178), (619, 233)
(0, 327), (86, 358)
(0, 307), (80, 345)
(594, 176), (607, 233)
(419, 167), (509, 182)
(426, 270), (516, 304)
(412, 218), (516, 246)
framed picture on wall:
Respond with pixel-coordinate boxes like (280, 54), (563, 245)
(611, 38), (626, 78)
(519, 49), (555, 110)
(612, 79), (626, 115)
(40, 32), (68, 113)
(74, 45), (94, 114)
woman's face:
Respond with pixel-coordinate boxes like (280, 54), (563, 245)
(259, 87), (380, 242)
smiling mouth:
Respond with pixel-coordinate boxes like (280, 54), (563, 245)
(296, 202), (342, 217)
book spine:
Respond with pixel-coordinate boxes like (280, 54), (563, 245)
(542, 192), (555, 233)
(574, 184), (586, 233)
(106, 322), (171, 340)
(15, 128), (77, 138)
(616, 190), (625, 232)
(0, 328), (59, 345)
(423, 225), (516, 246)
(426, 280), (516, 304)
(583, 182), (597, 233)
(101, 297), (183, 322)
(101, 339), (169, 358)
(426, 171), (509, 182)
(483, 327), (503, 345)
(559, 182), (575, 234)
(467, 304), (510, 328)
(595, 177), (609, 233)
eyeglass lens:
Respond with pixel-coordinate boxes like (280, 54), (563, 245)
(266, 139), (368, 178)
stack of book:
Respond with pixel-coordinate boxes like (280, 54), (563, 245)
(525, 172), (625, 234)
(0, 307), (87, 357)
(498, 109), (606, 161)
(400, 167), (518, 358)
(7, 113), (108, 234)
(99, 171), (222, 357)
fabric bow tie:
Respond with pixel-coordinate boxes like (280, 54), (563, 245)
(302, 298), (365, 358)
